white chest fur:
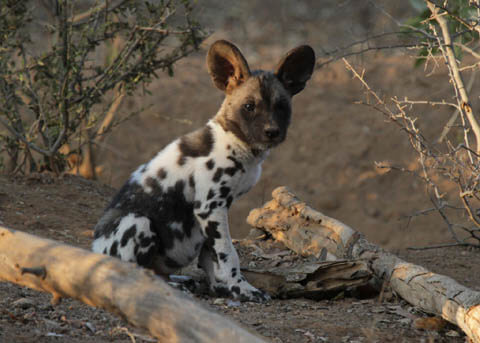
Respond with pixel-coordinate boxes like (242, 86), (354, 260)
(232, 156), (263, 198)
(207, 120), (267, 199)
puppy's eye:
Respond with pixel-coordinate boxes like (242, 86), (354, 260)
(243, 102), (255, 112)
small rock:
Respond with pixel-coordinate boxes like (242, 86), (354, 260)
(85, 322), (96, 333)
(52, 310), (66, 319)
(213, 298), (225, 305)
(43, 319), (62, 331)
(226, 300), (241, 308)
(398, 318), (412, 325)
(303, 331), (316, 340)
(23, 312), (36, 321)
(12, 298), (35, 309)
(445, 330), (460, 337)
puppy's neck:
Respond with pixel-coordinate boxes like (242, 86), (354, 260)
(209, 118), (268, 162)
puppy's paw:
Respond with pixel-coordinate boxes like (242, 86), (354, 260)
(235, 287), (271, 303)
(212, 281), (270, 303)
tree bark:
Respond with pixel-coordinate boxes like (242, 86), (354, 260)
(247, 187), (480, 343)
(0, 226), (265, 343)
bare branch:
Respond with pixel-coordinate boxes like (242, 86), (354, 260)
(426, 0), (480, 155)
(49, 3), (71, 160)
(397, 98), (460, 110)
(368, 0), (438, 40)
(0, 116), (51, 155)
(134, 26), (195, 35)
(95, 84), (126, 140)
(345, 56), (480, 246)
(69, 0), (129, 24)
(460, 188), (480, 228)
(317, 42), (428, 69)
(454, 42), (480, 59)
(407, 242), (473, 250)
(427, 1), (480, 35)
(438, 69), (477, 143)
(430, 193), (462, 243)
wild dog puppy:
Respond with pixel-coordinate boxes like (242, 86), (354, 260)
(92, 40), (315, 302)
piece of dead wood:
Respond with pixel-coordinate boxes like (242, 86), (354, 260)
(234, 239), (372, 299)
(247, 186), (480, 343)
(243, 259), (371, 299)
(0, 226), (265, 343)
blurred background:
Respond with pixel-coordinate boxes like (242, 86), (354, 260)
(6, 0), (480, 250)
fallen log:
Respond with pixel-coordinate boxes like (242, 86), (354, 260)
(247, 186), (480, 342)
(0, 226), (265, 343)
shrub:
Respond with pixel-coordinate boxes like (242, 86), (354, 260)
(0, 0), (206, 175)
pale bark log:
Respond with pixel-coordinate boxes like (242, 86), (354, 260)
(247, 186), (480, 342)
(0, 226), (265, 343)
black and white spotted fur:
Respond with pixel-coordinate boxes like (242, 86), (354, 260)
(92, 40), (315, 302)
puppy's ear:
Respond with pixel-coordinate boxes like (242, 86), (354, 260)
(207, 40), (251, 94)
(275, 45), (315, 96)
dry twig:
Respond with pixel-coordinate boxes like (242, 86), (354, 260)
(344, 55), (480, 247)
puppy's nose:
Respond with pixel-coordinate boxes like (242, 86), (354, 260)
(264, 126), (280, 139)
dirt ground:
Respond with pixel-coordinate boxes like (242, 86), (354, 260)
(1, 173), (479, 343)
(1, 1), (480, 342)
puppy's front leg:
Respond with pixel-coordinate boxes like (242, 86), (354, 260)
(194, 208), (269, 302)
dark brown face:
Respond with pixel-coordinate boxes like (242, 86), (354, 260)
(206, 40), (315, 153)
(219, 71), (292, 151)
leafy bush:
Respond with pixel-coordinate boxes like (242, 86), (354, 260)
(0, 0), (206, 175)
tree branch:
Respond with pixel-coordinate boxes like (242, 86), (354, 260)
(438, 69), (477, 143)
(426, 0), (480, 155)
(0, 116), (51, 156)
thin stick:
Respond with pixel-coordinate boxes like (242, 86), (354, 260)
(438, 69), (477, 143)
(407, 242), (472, 250)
